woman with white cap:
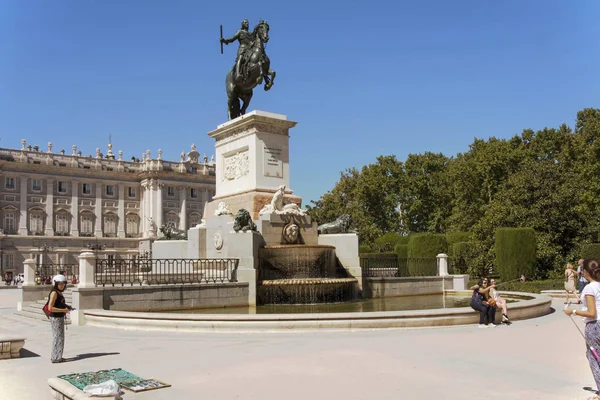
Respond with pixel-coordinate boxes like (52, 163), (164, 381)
(47, 274), (72, 363)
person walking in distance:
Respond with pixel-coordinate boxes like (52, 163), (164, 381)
(565, 263), (577, 305)
(578, 258), (589, 298)
(47, 274), (73, 363)
(564, 259), (600, 399)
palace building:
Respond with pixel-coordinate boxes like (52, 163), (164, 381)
(0, 139), (216, 278)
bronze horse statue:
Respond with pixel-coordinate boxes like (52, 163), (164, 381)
(225, 20), (276, 120)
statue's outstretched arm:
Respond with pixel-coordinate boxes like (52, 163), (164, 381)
(221, 31), (241, 44)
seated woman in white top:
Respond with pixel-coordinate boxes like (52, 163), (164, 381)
(489, 278), (510, 324)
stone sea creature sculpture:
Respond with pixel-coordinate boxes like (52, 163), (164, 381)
(259, 185), (307, 217)
(317, 214), (354, 234)
(214, 201), (233, 216)
(233, 209), (257, 232)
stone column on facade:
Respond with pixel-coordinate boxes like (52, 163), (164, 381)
(45, 179), (55, 236)
(179, 186), (187, 231)
(140, 181), (148, 237)
(94, 183), (103, 237)
(156, 181), (163, 229)
(117, 184), (125, 238)
(69, 180), (79, 237)
(18, 177), (28, 235)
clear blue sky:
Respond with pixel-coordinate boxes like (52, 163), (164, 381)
(1, 1), (599, 204)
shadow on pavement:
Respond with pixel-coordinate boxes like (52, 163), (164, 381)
(583, 386), (598, 394)
(19, 348), (41, 358)
(67, 352), (120, 362)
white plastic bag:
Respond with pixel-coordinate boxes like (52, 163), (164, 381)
(82, 379), (120, 396)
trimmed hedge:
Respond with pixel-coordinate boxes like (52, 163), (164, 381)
(373, 232), (407, 253)
(446, 232), (472, 253)
(581, 244), (600, 260)
(360, 252), (397, 258)
(359, 244), (373, 254)
(467, 279), (563, 294)
(451, 241), (470, 274)
(408, 233), (448, 258)
(495, 228), (536, 281)
(394, 244), (408, 259)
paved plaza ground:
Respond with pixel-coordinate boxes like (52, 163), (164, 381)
(0, 289), (595, 400)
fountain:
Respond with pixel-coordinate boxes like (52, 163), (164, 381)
(88, 112), (551, 331)
(257, 244), (357, 304)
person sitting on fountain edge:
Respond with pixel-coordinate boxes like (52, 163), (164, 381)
(470, 277), (497, 328)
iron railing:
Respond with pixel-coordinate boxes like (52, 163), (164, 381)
(94, 258), (239, 287)
(35, 264), (79, 285)
(360, 257), (438, 277)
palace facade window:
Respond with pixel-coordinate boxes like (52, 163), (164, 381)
(128, 187), (136, 198)
(82, 183), (91, 195)
(165, 213), (178, 228)
(55, 213), (69, 235)
(126, 215), (139, 237)
(190, 188), (198, 199)
(104, 214), (117, 237)
(29, 212), (44, 234)
(5, 177), (15, 189)
(3, 212), (16, 234)
(106, 185), (115, 196)
(32, 179), (42, 191)
(80, 213), (94, 236)
(58, 181), (68, 193)
(167, 187), (175, 197)
(189, 213), (202, 227)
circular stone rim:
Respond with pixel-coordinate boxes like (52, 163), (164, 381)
(82, 291), (552, 332)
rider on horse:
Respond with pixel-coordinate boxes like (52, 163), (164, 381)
(220, 19), (254, 81)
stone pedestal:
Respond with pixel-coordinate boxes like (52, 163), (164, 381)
(437, 253), (449, 276)
(205, 110), (299, 220)
(78, 251), (96, 289)
(317, 233), (362, 289)
(71, 287), (104, 326)
(224, 231), (264, 307)
(21, 259), (36, 287)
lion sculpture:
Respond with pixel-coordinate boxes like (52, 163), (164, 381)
(233, 208), (257, 233)
(317, 214), (353, 235)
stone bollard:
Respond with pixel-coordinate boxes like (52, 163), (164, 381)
(437, 253), (449, 277)
(21, 259), (36, 287)
(77, 251), (96, 288)
(18, 259), (39, 311)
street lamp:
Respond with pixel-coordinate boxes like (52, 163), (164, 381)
(37, 242), (55, 266)
(86, 239), (106, 255)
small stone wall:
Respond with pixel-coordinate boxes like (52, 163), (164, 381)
(363, 276), (454, 298)
(101, 283), (249, 312)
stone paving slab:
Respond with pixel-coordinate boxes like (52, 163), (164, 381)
(0, 290), (596, 399)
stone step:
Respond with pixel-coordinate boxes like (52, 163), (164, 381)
(14, 309), (71, 324)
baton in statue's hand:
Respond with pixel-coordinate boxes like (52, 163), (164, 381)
(220, 25), (223, 54)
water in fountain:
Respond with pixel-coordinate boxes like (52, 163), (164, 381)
(258, 245), (358, 304)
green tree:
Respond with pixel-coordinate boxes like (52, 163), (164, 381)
(400, 152), (452, 233)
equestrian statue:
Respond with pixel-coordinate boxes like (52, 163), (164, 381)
(220, 19), (275, 120)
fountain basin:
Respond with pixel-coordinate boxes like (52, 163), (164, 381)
(82, 291), (552, 332)
(258, 244), (358, 305)
(258, 277), (358, 305)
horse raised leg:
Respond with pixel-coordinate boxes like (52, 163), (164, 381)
(264, 69), (276, 91)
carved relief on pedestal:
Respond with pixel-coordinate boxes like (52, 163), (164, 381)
(222, 150), (249, 181)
